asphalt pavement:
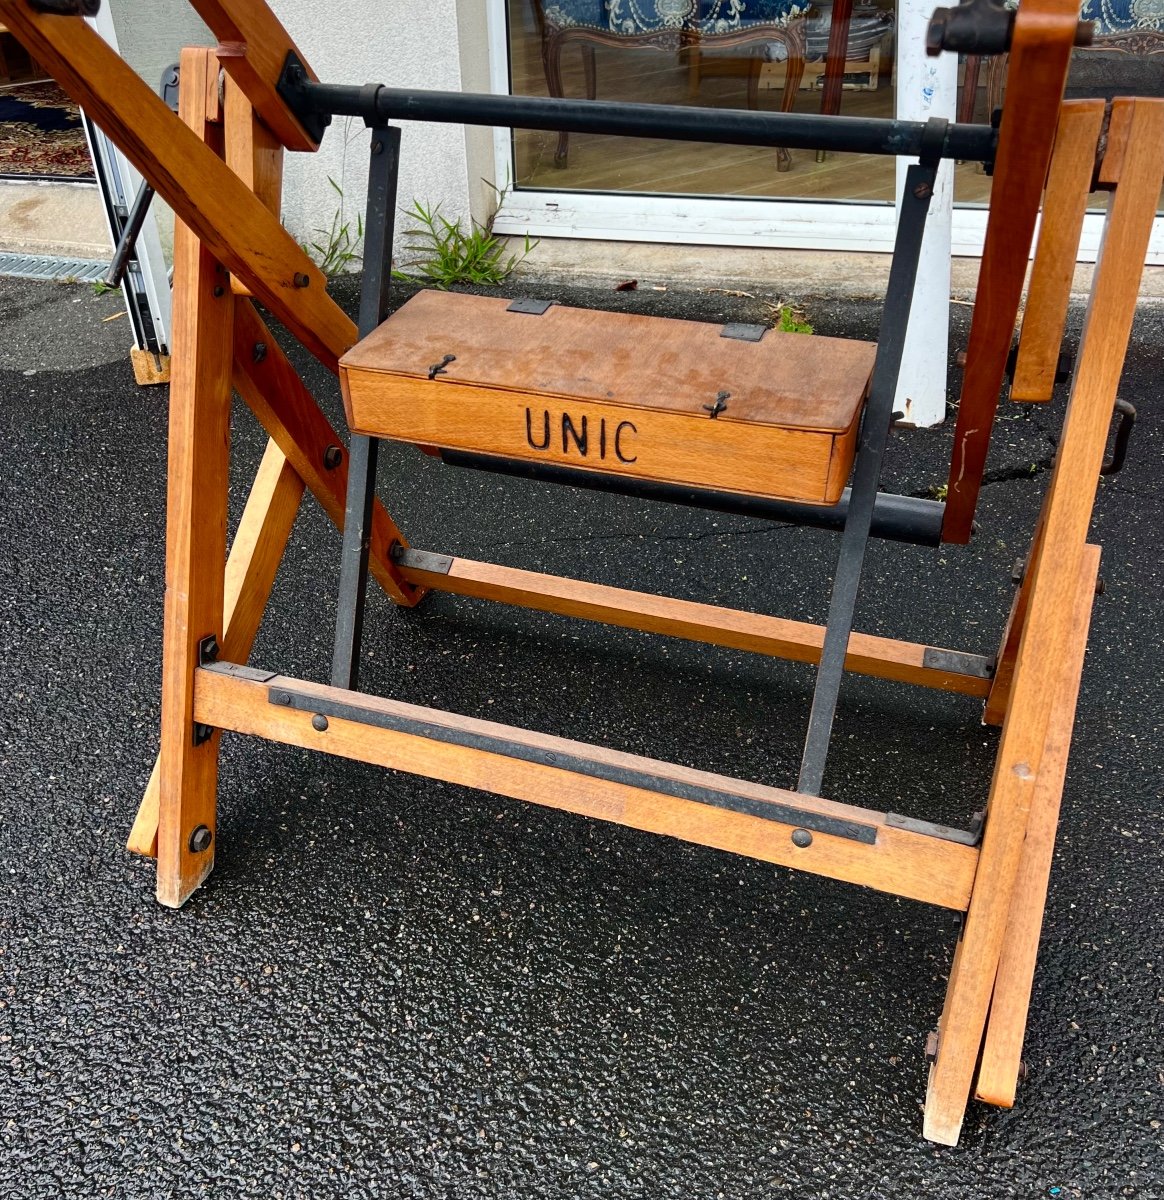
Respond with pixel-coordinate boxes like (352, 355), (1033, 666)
(0, 274), (1160, 1198)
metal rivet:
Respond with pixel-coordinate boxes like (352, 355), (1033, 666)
(312, 714), (329, 732)
(189, 825), (213, 853)
(791, 828), (813, 848)
(293, 273), (310, 289)
(1095, 576), (1105, 596)
(323, 445), (343, 470)
(252, 342), (268, 363)
(371, 139), (383, 155)
(213, 285), (224, 297)
(271, 691), (292, 706)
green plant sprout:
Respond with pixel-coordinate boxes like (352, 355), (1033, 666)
(393, 181), (537, 288)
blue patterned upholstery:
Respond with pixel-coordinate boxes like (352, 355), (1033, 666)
(1081, 0), (1164, 33)
(543, 0), (808, 34)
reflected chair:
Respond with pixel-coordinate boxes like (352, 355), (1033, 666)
(532, 0), (808, 170)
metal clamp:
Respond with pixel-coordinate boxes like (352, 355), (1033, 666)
(1100, 398), (1136, 476)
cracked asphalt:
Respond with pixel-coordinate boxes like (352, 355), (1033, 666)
(0, 274), (1161, 1198)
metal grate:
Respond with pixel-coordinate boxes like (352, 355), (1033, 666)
(0, 253), (110, 283)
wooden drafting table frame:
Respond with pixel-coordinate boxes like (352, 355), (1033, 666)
(3, 0), (1161, 1146)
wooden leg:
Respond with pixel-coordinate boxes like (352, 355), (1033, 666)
(924, 98), (1164, 1143)
(974, 544), (1101, 1107)
(155, 48), (234, 909)
(1012, 101), (1107, 402)
(129, 438), (304, 857)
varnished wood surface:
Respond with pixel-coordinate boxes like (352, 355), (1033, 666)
(1012, 102), (1106, 402)
(345, 292), (875, 433)
(233, 301), (421, 607)
(941, 0), (1082, 543)
(155, 48), (234, 910)
(194, 666), (979, 911)
(0, 2), (354, 372)
(924, 96), (1164, 1146)
(187, 0), (322, 152)
(342, 292), (872, 505)
(974, 543), (1101, 1107)
(129, 440), (304, 858)
(394, 552), (994, 698)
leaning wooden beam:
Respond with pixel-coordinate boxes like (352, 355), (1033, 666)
(1011, 101), (1106, 402)
(0, 2), (354, 370)
(187, 0), (323, 153)
(392, 551), (994, 697)
(128, 439), (305, 858)
(923, 97), (1164, 1146)
(974, 543), (1101, 1107)
(155, 48), (235, 909)
(194, 666), (980, 911)
(941, 0), (1080, 543)
(232, 300), (421, 607)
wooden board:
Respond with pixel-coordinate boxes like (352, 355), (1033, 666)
(393, 551), (994, 697)
(341, 292), (876, 505)
(195, 666), (979, 911)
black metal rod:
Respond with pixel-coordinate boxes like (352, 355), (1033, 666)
(797, 151), (941, 797)
(102, 182), (154, 290)
(438, 451), (945, 547)
(331, 125), (402, 692)
(295, 80), (997, 163)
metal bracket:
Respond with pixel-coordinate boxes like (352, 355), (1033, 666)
(275, 50), (332, 145)
(391, 545), (454, 576)
(720, 322), (767, 343)
(201, 660), (280, 684)
(885, 812), (979, 847)
(507, 298), (555, 315)
(1100, 398), (1136, 476)
(266, 685), (880, 845)
(921, 646), (995, 680)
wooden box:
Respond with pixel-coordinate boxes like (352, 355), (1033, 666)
(339, 291), (877, 506)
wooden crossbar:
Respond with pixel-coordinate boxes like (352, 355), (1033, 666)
(195, 664), (979, 911)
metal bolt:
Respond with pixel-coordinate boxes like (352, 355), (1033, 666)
(913, 181), (933, 200)
(193, 722), (214, 745)
(189, 825), (213, 853)
(213, 285), (225, 297)
(924, 1030), (940, 1063)
(791, 828), (813, 849)
(1011, 558), (1026, 585)
(293, 273), (310, 289)
(1095, 575), (1105, 596)
(253, 342), (268, 363)
(271, 691), (292, 706)
(323, 445), (343, 470)
(312, 714), (329, 732)
(371, 139), (384, 155)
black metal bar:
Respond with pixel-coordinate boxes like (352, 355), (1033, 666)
(797, 134), (943, 796)
(438, 451), (946, 547)
(289, 78), (997, 164)
(330, 124), (401, 692)
(267, 683), (879, 845)
(102, 182), (154, 290)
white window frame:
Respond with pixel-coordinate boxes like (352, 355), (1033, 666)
(484, 0), (1163, 265)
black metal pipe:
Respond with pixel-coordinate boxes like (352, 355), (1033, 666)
(438, 451), (946, 547)
(295, 80), (997, 163)
(102, 182), (154, 290)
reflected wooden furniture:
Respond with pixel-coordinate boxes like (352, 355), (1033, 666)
(531, 0), (807, 170)
(959, 0), (1164, 124)
(4, 0), (1162, 1150)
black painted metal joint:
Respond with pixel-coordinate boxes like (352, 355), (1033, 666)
(926, 0), (1014, 58)
(1100, 398), (1136, 476)
(276, 50), (332, 144)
